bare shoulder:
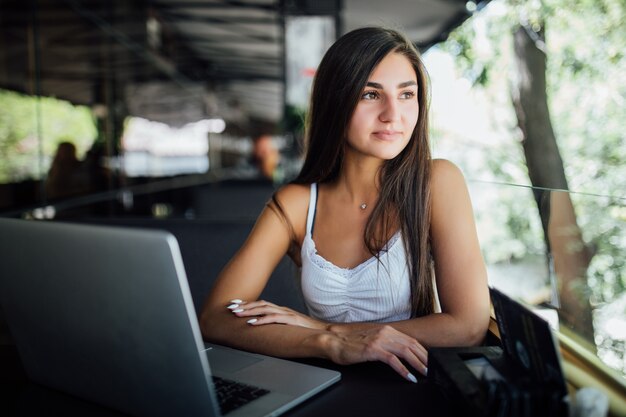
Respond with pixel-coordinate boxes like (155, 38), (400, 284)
(271, 183), (311, 242)
(430, 159), (473, 221)
(274, 183), (310, 204)
(431, 158), (468, 199)
(431, 158), (466, 187)
(273, 183), (310, 216)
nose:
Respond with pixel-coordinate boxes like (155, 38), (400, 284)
(379, 97), (400, 123)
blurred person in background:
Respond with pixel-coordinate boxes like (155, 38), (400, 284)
(252, 133), (280, 182)
(45, 141), (89, 200)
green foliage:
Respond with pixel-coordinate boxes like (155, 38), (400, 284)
(443, 0), (626, 298)
(0, 89), (96, 183)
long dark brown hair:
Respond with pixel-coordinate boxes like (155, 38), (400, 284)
(276, 27), (434, 317)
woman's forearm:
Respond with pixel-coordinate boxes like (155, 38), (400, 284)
(328, 312), (489, 348)
(200, 307), (332, 359)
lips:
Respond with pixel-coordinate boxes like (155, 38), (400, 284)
(372, 130), (403, 141)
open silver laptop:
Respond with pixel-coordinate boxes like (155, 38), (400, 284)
(0, 218), (340, 417)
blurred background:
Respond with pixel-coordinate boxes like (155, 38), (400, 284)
(0, 0), (624, 381)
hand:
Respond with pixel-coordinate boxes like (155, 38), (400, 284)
(326, 325), (428, 383)
(226, 299), (328, 331)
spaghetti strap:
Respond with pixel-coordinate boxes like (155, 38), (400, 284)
(305, 183), (318, 236)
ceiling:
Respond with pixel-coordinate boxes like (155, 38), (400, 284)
(0, 0), (491, 127)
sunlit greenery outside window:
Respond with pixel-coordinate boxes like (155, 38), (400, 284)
(427, 0), (626, 376)
(0, 89), (97, 183)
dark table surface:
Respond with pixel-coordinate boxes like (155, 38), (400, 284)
(1, 344), (456, 417)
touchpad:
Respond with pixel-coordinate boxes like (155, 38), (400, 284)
(205, 347), (263, 373)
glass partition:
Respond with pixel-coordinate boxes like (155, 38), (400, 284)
(463, 180), (626, 376)
(0, 0), (308, 218)
(424, 0), (626, 379)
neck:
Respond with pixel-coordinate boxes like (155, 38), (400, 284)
(336, 152), (381, 207)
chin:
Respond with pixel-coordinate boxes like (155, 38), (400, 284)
(373, 150), (404, 161)
(346, 140), (408, 161)
(376, 144), (409, 160)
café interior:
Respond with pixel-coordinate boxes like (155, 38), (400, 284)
(0, 1), (624, 416)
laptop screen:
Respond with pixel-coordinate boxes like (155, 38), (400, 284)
(490, 287), (567, 395)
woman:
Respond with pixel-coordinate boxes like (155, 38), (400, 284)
(200, 27), (490, 383)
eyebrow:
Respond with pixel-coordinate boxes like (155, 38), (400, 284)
(366, 80), (417, 89)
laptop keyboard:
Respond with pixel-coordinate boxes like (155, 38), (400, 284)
(212, 376), (270, 415)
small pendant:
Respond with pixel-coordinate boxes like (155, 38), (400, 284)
(360, 203), (367, 210)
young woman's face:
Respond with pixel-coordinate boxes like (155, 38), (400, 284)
(345, 52), (419, 161)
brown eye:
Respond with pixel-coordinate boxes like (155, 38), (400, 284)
(362, 91), (379, 100)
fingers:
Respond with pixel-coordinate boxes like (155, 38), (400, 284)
(227, 300), (286, 318)
(226, 299), (276, 312)
(225, 299), (294, 324)
(399, 345), (428, 377)
(245, 313), (293, 326)
(374, 339), (427, 379)
(337, 326), (428, 382)
(226, 299), (247, 312)
(226, 299), (266, 314)
(383, 354), (418, 383)
(409, 343), (428, 370)
(224, 298), (326, 330)
(370, 326), (427, 376)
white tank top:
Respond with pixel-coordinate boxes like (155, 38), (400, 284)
(300, 183), (413, 323)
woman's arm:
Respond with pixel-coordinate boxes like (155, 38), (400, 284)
(236, 160), (490, 348)
(199, 185), (429, 381)
(425, 158), (490, 345)
(199, 184), (317, 355)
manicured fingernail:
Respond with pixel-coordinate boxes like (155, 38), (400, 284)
(232, 309), (244, 313)
(424, 367), (428, 376)
(407, 373), (417, 383)
(227, 304), (239, 310)
(247, 318), (257, 324)
(230, 299), (243, 304)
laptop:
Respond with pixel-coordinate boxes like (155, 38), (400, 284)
(0, 218), (340, 417)
(428, 287), (570, 416)
(489, 287), (567, 396)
